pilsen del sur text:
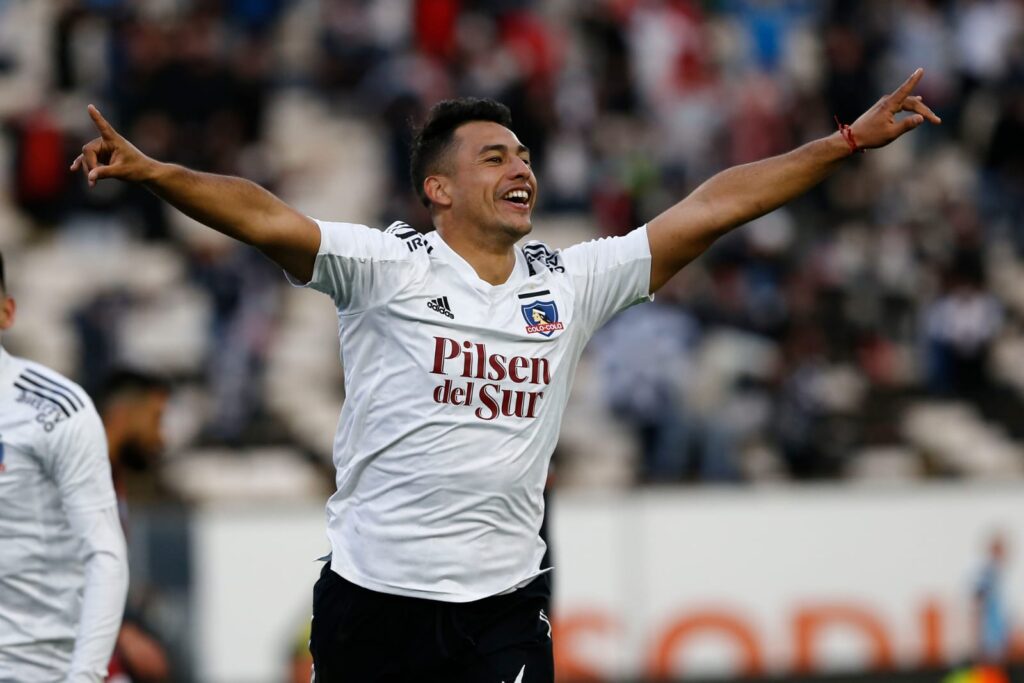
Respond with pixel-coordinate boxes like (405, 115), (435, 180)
(430, 336), (550, 420)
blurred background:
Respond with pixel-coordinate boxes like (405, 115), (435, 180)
(1, 0), (1024, 681)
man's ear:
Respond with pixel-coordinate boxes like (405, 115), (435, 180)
(424, 176), (452, 209)
(0, 296), (15, 331)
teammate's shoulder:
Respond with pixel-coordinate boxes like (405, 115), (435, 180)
(382, 221), (434, 256)
(12, 357), (92, 418)
(521, 240), (566, 275)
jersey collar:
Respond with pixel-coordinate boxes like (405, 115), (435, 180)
(427, 231), (528, 295)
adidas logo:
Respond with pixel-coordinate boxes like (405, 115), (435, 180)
(427, 296), (454, 319)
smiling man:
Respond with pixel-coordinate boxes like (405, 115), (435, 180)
(72, 71), (938, 682)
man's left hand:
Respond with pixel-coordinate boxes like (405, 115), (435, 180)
(849, 68), (942, 149)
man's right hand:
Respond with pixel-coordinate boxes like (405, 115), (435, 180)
(70, 105), (158, 187)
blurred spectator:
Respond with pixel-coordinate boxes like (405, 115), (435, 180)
(98, 369), (173, 682)
(983, 85), (1024, 251)
(974, 532), (1012, 665)
(593, 298), (742, 483)
(922, 252), (1003, 400)
(189, 244), (280, 443)
(7, 107), (69, 226)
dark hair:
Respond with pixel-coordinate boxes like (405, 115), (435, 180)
(0, 251), (5, 293)
(97, 369), (170, 410)
(409, 98), (513, 208)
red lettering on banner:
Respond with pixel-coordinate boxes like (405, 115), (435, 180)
(920, 599), (943, 668)
(555, 601), (969, 679)
(793, 604), (894, 673)
(649, 611), (764, 679)
(552, 612), (616, 682)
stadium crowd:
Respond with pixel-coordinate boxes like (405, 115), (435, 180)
(1, 0), (1023, 490)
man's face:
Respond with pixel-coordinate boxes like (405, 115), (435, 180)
(118, 391), (169, 469)
(440, 121), (538, 240)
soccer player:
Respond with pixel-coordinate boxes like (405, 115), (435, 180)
(0, 251), (129, 682)
(72, 69), (939, 682)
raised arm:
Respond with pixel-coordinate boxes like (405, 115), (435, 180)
(646, 68), (941, 293)
(71, 105), (320, 283)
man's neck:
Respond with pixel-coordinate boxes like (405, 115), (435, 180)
(435, 224), (518, 286)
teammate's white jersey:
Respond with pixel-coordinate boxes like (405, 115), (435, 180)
(293, 220), (651, 602)
(0, 348), (127, 681)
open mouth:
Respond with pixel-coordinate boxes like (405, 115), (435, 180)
(501, 189), (531, 208)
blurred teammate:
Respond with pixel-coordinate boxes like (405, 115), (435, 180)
(72, 69), (938, 682)
(98, 370), (172, 683)
(0, 251), (129, 682)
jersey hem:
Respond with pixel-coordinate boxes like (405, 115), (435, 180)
(328, 558), (551, 603)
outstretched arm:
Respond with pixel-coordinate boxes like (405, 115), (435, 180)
(646, 68), (941, 293)
(71, 105), (320, 283)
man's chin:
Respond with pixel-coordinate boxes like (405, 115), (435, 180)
(504, 219), (533, 241)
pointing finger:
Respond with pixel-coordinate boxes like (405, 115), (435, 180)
(87, 104), (118, 141)
(892, 68), (924, 102)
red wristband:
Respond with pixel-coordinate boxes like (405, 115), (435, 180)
(834, 115), (863, 154)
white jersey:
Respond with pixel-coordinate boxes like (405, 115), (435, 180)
(293, 220), (652, 602)
(0, 348), (127, 681)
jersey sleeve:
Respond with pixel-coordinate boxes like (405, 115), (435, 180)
(42, 394), (128, 680)
(43, 397), (117, 513)
(286, 219), (416, 313)
(561, 225), (654, 336)
(66, 505), (128, 682)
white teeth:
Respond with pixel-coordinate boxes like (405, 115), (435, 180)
(503, 189), (529, 202)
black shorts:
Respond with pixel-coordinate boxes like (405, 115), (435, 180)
(310, 562), (553, 683)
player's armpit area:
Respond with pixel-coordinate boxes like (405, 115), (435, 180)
(258, 212), (322, 285)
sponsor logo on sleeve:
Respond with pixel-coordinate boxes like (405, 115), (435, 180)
(385, 221), (433, 254)
(14, 370), (83, 432)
